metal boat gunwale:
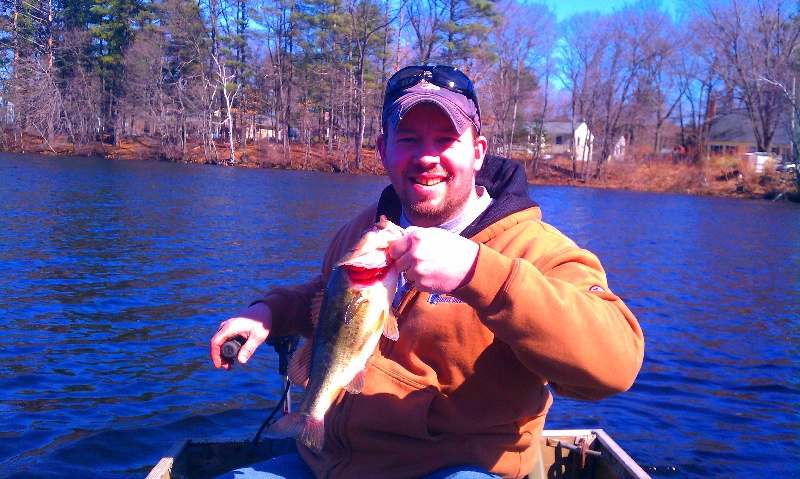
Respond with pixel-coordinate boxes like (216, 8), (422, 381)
(146, 428), (651, 479)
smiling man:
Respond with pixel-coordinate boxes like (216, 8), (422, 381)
(211, 65), (645, 479)
(378, 83), (487, 228)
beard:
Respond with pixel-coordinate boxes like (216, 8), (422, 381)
(397, 171), (476, 227)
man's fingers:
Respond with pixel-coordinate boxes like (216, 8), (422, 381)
(238, 338), (261, 364)
(389, 233), (410, 260)
(210, 324), (230, 368)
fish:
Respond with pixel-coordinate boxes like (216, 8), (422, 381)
(264, 216), (406, 453)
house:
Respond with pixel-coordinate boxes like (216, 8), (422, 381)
(708, 111), (793, 159)
(611, 135), (626, 161)
(540, 121), (594, 162)
(0, 98), (14, 123)
(594, 134), (627, 161)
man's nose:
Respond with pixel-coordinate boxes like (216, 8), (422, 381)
(413, 142), (443, 166)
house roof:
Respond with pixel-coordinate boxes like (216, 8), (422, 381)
(542, 121), (581, 135)
(708, 110), (793, 145)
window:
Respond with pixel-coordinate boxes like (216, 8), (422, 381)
(555, 135), (563, 145)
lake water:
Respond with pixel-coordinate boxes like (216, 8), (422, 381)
(0, 153), (798, 478)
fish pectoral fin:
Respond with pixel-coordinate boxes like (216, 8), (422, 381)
(343, 369), (366, 394)
(382, 309), (400, 341)
(288, 340), (312, 387)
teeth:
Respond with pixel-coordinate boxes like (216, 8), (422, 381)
(416, 178), (442, 186)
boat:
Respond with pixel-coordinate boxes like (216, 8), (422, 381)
(152, 337), (651, 479)
(146, 428), (651, 479)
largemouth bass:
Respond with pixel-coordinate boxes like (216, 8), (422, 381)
(264, 216), (406, 452)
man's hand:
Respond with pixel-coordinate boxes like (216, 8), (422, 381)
(389, 227), (479, 294)
(210, 301), (272, 369)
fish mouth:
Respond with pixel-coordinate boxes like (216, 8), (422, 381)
(344, 265), (389, 285)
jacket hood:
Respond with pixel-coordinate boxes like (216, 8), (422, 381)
(376, 154), (537, 237)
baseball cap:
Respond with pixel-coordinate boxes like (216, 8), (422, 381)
(382, 65), (481, 135)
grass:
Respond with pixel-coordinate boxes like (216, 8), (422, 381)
(4, 131), (798, 202)
(525, 155), (799, 202)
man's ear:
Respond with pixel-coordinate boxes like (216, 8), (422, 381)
(473, 135), (488, 172)
(377, 133), (387, 168)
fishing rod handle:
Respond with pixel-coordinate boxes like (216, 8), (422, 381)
(220, 335), (246, 362)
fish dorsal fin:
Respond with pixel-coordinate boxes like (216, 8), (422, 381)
(288, 340), (312, 387)
(382, 309), (400, 341)
(343, 369), (366, 394)
(310, 289), (325, 327)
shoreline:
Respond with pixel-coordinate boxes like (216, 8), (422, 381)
(3, 135), (798, 203)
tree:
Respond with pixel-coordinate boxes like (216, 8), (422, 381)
(253, 0), (298, 163)
(628, 7), (684, 155)
(346, 0), (393, 169)
(89, 0), (149, 145)
(485, 0), (554, 160)
(55, 28), (105, 152)
(559, 12), (609, 177)
(212, 51), (240, 163)
(701, 0), (800, 152)
(404, 0), (494, 64)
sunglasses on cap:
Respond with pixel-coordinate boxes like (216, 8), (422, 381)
(384, 65), (480, 114)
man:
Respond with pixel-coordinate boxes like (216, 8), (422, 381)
(210, 65), (645, 479)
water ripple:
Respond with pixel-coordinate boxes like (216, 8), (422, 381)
(1, 156), (798, 478)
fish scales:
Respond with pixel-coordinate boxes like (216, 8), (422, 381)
(264, 217), (405, 452)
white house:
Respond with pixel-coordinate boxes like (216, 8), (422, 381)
(540, 121), (594, 162)
(611, 135), (626, 161)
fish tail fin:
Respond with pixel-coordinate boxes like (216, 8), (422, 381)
(297, 416), (325, 453)
(264, 412), (325, 453)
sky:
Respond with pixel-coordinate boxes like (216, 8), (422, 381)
(545, 0), (680, 22)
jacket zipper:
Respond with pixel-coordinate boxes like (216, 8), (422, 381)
(325, 389), (351, 479)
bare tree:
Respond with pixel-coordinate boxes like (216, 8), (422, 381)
(253, 0), (297, 164)
(55, 29), (105, 153)
(346, 0), (394, 169)
(212, 52), (241, 164)
(485, 0), (554, 159)
(676, 14), (722, 161)
(559, 12), (609, 177)
(701, 0), (800, 152)
(629, 8), (685, 156)
(11, 56), (61, 151)
(405, 0), (446, 63)
(122, 30), (169, 137)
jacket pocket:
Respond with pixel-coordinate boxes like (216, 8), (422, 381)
(345, 359), (440, 441)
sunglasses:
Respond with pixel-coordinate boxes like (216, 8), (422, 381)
(384, 65), (480, 113)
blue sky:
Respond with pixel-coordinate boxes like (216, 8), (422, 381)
(545, 0), (679, 22)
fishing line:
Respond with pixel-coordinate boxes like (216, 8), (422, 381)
(252, 334), (300, 446)
(252, 380), (292, 446)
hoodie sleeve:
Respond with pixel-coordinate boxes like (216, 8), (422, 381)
(454, 218), (645, 400)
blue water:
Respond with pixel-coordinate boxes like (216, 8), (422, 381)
(1, 153), (798, 478)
